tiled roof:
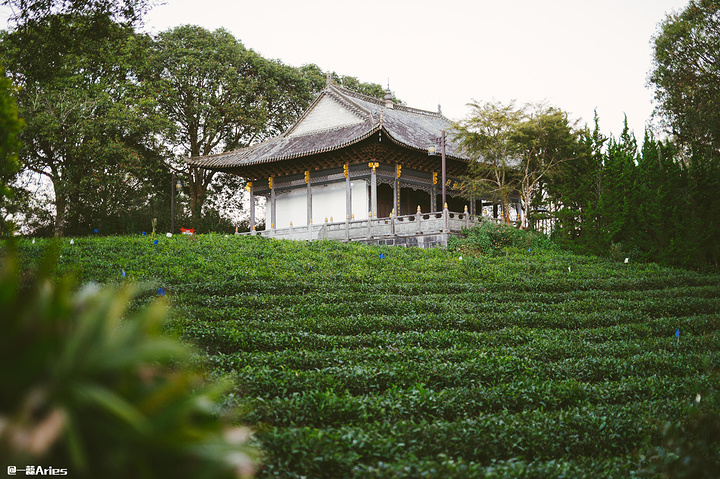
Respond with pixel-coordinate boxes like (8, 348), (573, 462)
(186, 82), (467, 170)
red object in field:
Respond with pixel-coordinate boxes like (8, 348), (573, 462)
(180, 228), (195, 235)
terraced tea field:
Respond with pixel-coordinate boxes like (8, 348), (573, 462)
(16, 235), (720, 477)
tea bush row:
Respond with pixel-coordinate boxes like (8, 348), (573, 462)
(227, 351), (714, 398)
(238, 375), (708, 427)
(254, 400), (687, 477)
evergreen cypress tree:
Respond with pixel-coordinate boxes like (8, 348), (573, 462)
(598, 117), (638, 256)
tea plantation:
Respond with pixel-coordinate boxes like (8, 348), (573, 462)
(12, 234), (720, 478)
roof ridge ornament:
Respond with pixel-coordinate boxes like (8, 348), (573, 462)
(326, 72), (333, 86)
(384, 80), (394, 109)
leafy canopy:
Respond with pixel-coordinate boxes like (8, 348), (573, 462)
(650, 0), (720, 152)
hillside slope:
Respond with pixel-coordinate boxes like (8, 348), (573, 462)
(15, 235), (720, 478)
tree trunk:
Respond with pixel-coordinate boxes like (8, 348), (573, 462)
(188, 165), (214, 231)
(53, 182), (66, 237)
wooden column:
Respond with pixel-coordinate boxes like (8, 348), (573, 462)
(369, 161), (378, 218)
(393, 177), (399, 216)
(305, 170), (312, 226)
(394, 164), (402, 216)
(431, 172), (437, 212)
(269, 177), (276, 230)
(441, 130), (447, 209)
(247, 181), (256, 233)
(344, 163), (352, 220)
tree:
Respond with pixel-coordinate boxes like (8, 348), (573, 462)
(634, 131), (685, 264)
(598, 117), (639, 249)
(147, 26), (314, 229)
(454, 100), (524, 223)
(1, 0), (154, 25)
(1, 7), (163, 236)
(650, 0), (720, 268)
(147, 28), (390, 230)
(454, 100), (579, 226)
(299, 64), (392, 103)
(0, 66), (24, 234)
(650, 0), (720, 153)
(545, 112), (604, 253)
(512, 103), (578, 228)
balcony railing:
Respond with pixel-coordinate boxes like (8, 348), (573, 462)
(243, 208), (504, 242)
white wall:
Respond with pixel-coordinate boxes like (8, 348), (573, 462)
(351, 182), (368, 220)
(276, 189), (307, 227)
(275, 181), (368, 227)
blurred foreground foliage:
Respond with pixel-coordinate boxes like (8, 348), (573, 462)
(0, 242), (256, 478)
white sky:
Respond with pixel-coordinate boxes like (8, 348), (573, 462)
(2, 0), (689, 139)
(142, 0), (687, 139)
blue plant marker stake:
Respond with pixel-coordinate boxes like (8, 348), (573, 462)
(154, 239), (159, 245)
(379, 253), (385, 259)
(142, 231), (146, 236)
(158, 287), (165, 297)
(94, 228), (98, 233)
(675, 328), (680, 338)
(121, 270), (125, 278)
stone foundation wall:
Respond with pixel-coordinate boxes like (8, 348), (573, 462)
(355, 232), (457, 248)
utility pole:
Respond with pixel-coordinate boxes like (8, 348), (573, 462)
(171, 172), (175, 233)
(441, 130), (446, 208)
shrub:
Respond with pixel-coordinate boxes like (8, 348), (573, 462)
(637, 391), (720, 478)
(0, 243), (256, 478)
(448, 222), (561, 256)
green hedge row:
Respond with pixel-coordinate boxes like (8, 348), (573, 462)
(255, 400), (685, 477)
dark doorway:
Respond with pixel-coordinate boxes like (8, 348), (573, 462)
(400, 188), (431, 215)
(377, 184), (393, 218)
(447, 195), (467, 213)
(435, 194), (468, 213)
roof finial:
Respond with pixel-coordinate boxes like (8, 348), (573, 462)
(384, 79), (394, 109)
(438, 104), (443, 115)
(326, 72), (333, 86)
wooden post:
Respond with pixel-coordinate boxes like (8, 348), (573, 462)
(247, 181), (256, 234)
(369, 161), (378, 218)
(269, 176), (276, 232)
(431, 172), (437, 212)
(441, 130), (447, 209)
(394, 163), (401, 216)
(171, 172), (175, 234)
(305, 170), (312, 226)
(345, 163), (352, 222)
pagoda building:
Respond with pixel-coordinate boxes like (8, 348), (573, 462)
(186, 77), (518, 244)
